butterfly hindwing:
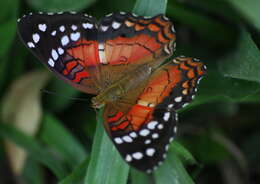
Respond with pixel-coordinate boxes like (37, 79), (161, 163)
(17, 12), (100, 94)
(102, 57), (206, 172)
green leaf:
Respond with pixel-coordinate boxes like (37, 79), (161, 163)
(0, 20), (16, 57)
(227, 0), (260, 30)
(26, 0), (96, 12)
(155, 148), (194, 184)
(84, 109), (129, 184)
(0, 0), (18, 22)
(0, 123), (67, 179)
(22, 160), (45, 184)
(59, 158), (89, 184)
(171, 141), (197, 165)
(131, 169), (153, 184)
(181, 132), (230, 164)
(219, 30), (260, 83)
(191, 68), (260, 106)
(133, 0), (167, 16)
(40, 113), (87, 168)
(167, 3), (235, 44)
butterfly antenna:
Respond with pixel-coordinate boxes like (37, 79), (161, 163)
(40, 89), (89, 102)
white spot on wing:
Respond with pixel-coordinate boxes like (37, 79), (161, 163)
(58, 47), (64, 55)
(122, 135), (133, 143)
(59, 25), (65, 32)
(48, 58), (54, 67)
(171, 25), (175, 33)
(100, 25), (109, 32)
(152, 133), (159, 139)
(147, 121), (158, 130)
(175, 96), (182, 102)
(157, 124), (164, 129)
(98, 43), (107, 64)
(114, 137), (123, 144)
(27, 42), (35, 48)
(145, 139), (151, 144)
(132, 152), (143, 160)
(163, 112), (170, 121)
(174, 126), (178, 133)
(32, 33), (40, 43)
(71, 25), (77, 31)
(51, 49), (58, 60)
(70, 32), (80, 41)
(112, 21), (121, 29)
(139, 129), (150, 136)
(146, 148), (155, 156)
(38, 24), (47, 32)
(125, 155), (132, 162)
(61, 35), (69, 46)
(129, 132), (137, 138)
(98, 43), (104, 50)
(51, 30), (56, 36)
(82, 23), (93, 29)
(168, 104), (174, 109)
(165, 144), (169, 151)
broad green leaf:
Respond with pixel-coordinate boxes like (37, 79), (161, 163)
(0, 0), (18, 22)
(227, 0), (260, 30)
(0, 20), (16, 57)
(59, 158), (89, 184)
(1, 70), (50, 175)
(26, 0), (96, 12)
(179, 0), (239, 20)
(22, 160), (45, 184)
(171, 141), (197, 165)
(191, 68), (260, 106)
(219, 30), (260, 83)
(133, 0), (167, 16)
(0, 123), (67, 179)
(40, 113), (87, 168)
(131, 169), (153, 184)
(84, 109), (129, 184)
(155, 148), (194, 184)
(167, 3), (235, 44)
(180, 132), (230, 164)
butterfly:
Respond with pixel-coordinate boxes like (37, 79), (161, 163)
(17, 11), (206, 173)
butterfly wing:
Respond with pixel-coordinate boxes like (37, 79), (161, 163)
(96, 12), (176, 89)
(103, 57), (206, 172)
(17, 12), (100, 94)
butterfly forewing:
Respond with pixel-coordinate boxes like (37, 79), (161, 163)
(17, 12), (100, 94)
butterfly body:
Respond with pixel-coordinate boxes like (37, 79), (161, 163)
(17, 11), (206, 173)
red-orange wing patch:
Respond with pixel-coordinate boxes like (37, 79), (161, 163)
(97, 12), (176, 67)
(102, 57), (206, 172)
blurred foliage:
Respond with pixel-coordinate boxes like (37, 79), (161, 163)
(0, 0), (260, 183)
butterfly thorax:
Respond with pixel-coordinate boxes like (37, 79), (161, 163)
(91, 64), (154, 108)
